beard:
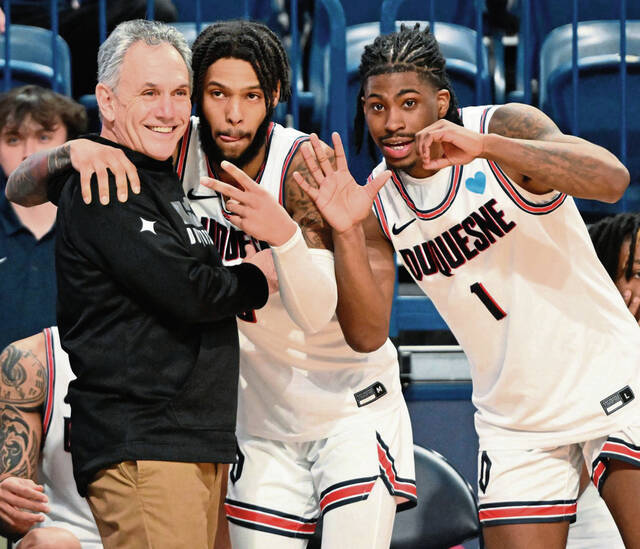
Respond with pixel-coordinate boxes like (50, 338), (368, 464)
(197, 105), (273, 171)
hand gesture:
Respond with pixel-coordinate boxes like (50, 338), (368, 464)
(0, 477), (49, 534)
(416, 119), (485, 171)
(69, 139), (141, 205)
(292, 132), (391, 234)
(200, 161), (297, 247)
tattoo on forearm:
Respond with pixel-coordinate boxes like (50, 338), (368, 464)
(489, 105), (555, 141)
(0, 406), (38, 478)
(47, 143), (72, 174)
(0, 345), (46, 409)
(5, 144), (71, 206)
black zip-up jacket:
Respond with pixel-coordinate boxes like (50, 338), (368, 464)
(53, 136), (268, 495)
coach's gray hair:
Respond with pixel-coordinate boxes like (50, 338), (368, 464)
(97, 19), (192, 91)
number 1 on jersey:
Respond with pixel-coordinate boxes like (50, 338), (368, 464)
(470, 282), (507, 320)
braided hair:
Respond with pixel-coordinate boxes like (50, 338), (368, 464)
(589, 213), (640, 281)
(191, 20), (291, 167)
(355, 23), (462, 156)
(192, 19), (290, 109)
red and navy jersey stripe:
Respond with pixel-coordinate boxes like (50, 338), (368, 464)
(319, 476), (378, 515)
(377, 432), (417, 508)
(478, 499), (577, 526)
(175, 119), (193, 182)
(592, 436), (640, 492)
(225, 499), (317, 539)
(279, 134), (310, 209)
(42, 327), (56, 444)
(479, 106), (566, 215)
(372, 188), (392, 241)
(389, 166), (464, 221)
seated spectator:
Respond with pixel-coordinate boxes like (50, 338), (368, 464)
(6, 1), (177, 97)
(0, 328), (102, 548)
(564, 212), (640, 548)
(0, 84), (87, 350)
(590, 212), (640, 326)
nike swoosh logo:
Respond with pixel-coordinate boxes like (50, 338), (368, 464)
(0, 257), (6, 264)
(186, 189), (217, 201)
(391, 218), (417, 235)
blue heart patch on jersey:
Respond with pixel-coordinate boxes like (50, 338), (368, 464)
(465, 171), (486, 194)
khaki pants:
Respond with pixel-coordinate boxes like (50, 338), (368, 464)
(87, 460), (226, 549)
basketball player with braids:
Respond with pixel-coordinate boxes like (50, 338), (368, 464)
(6, 20), (416, 549)
(294, 23), (640, 549)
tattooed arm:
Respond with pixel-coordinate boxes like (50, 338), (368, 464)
(416, 103), (629, 202)
(485, 103), (629, 200)
(0, 334), (50, 538)
(5, 139), (141, 207)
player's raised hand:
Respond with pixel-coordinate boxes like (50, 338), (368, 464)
(293, 132), (391, 234)
(0, 477), (49, 534)
(69, 138), (141, 205)
(200, 161), (297, 247)
(416, 119), (485, 171)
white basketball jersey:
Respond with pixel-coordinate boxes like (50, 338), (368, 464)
(177, 117), (403, 441)
(371, 105), (640, 450)
(38, 327), (102, 547)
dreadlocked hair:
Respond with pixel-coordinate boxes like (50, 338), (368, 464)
(354, 23), (462, 157)
(589, 213), (640, 281)
(191, 19), (291, 109)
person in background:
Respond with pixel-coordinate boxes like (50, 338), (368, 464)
(0, 85), (87, 351)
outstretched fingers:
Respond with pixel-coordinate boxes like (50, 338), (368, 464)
(219, 160), (259, 191)
(331, 132), (348, 172)
(292, 171), (320, 202)
(367, 170), (392, 197)
(299, 141), (326, 187)
(200, 176), (246, 203)
(309, 133), (333, 175)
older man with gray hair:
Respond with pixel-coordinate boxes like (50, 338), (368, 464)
(50, 19), (282, 549)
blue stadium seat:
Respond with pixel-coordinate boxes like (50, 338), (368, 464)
(510, 0), (640, 104)
(340, 0), (476, 28)
(0, 24), (71, 95)
(172, 0), (277, 23)
(539, 20), (640, 213)
(303, 0), (348, 144)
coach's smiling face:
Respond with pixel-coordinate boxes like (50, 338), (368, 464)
(96, 40), (191, 161)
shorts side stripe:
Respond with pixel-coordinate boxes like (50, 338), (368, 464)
(592, 437), (640, 492)
(478, 500), (577, 526)
(376, 433), (417, 502)
(319, 476), (378, 514)
(224, 499), (317, 539)
(600, 437), (640, 465)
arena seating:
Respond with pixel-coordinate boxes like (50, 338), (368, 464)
(0, 24), (71, 95)
(509, 0), (640, 104)
(539, 20), (640, 215)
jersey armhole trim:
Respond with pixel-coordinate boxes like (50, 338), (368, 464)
(42, 327), (56, 444)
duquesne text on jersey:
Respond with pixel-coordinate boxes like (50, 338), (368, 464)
(400, 199), (517, 279)
(201, 217), (270, 263)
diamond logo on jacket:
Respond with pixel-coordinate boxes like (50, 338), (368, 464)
(140, 217), (157, 234)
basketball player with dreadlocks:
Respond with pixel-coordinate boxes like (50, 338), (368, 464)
(294, 23), (640, 549)
(6, 20), (416, 549)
